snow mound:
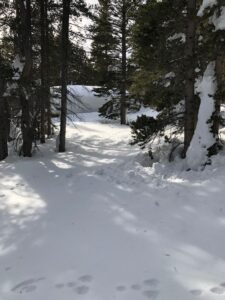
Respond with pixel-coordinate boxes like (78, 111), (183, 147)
(127, 106), (159, 122)
(212, 6), (225, 30)
(186, 62), (217, 170)
(52, 85), (109, 114)
(197, 0), (217, 17)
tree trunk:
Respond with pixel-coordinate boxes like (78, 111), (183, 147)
(40, 0), (51, 141)
(17, 0), (33, 157)
(209, 0), (225, 155)
(46, 3), (52, 139)
(40, 0), (46, 143)
(120, 0), (127, 125)
(58, 0), (71, 152)
(183, 0), (197, 157)
(0, 80), (9, 161)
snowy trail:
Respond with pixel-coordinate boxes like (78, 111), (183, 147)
(1, 114), (225, 300)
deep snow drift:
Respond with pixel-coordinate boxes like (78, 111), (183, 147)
(1, 113), (225, 300)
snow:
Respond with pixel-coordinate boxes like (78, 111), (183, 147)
(1, 113), (225, 300)
(127, 106), (159, 122)
(186, 62), (217, 170)
(51, 85), (109, 114)
(12, 55), (24, 80)
(167, 33), (186, 43)
(165, 72), (175, 79)
(197, 0), (217, 17)
(211, 6), (225, 30)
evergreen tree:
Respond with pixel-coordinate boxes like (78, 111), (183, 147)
(131, 0), (185, 110)
(16, 0), (34, 157)
(183, 0), (198, 157)
(58, 0), (71, 153)
(0, 55), (11, 161)
(90, 0), (117, 87)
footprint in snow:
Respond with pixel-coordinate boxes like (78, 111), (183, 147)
(67, 281), (77, 288)
(116, 285), (127, 292)
(142, 290), (160, 299)
(189, 289), (202, 296)
(78, 274), (93, 283)
(0, 194), (5, 197)
(131, 283), (142, 290)
(75, 285), (90, 295)
(143, 278), (160, 288)
(11, 277), (45, 294)
(210, 286), (225, 295)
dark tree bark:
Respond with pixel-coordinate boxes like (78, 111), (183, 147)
(183, 0), (197, 157)
(209, 0), (225, 155)
(46, 8), (52, 139)
(58, 0), (71, 152)
(0, 80), (9, 161)
(40, 0), (46, 143)
(17, 0), (33, 157)
(183, 0), (198, 157)
(39, 0), (50, 143)
(120, 0), (127, 125)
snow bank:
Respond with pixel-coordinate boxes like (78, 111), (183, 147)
(197, 0), (217, 17)
(186, 62), (217, 170)
(52, 85), (109, 114)
(127, 106), (159, 122)
(3, 114), (225, 300)
(212, 6), (225, 30)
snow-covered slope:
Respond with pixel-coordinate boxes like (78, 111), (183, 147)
(1, 114), (225, 300)
(52, 85), (109, 114)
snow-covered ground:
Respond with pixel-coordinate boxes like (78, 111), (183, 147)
(1, 113), (225, 300)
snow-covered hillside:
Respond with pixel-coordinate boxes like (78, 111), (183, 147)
(1, 114), (225, 300)
(51, 85), (109, 114)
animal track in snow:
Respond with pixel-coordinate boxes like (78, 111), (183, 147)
(75, 285), (90, 295)
(189, 289), (202, 296)
(210, 286), (225, 295)
(142, 290), (160, 299)
(143, 279), (160, 288)
(131, 283), (142, 290)
(11, 277), (45, 294)
(55, 283), (65, 289)
(78, 274), (93, 283)
(67, 281), (77, 288)
(116, 285), (126, 292)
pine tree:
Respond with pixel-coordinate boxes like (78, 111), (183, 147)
(183, 0), (198, 157)
(90, 0), (117, 87)
(111, 0), (141, 124)
(0, 56), (11, 161)
(193, 0), (225, 157)
(16, 0), (34, 157)
(58, 0), (71, 153)
(39, 0), (48, 143)
(131, 0), (185, 110)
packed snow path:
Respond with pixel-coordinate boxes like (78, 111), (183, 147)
(1, 114), (225, 300)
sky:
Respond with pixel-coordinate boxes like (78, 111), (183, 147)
(76, 0), (98, 51)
